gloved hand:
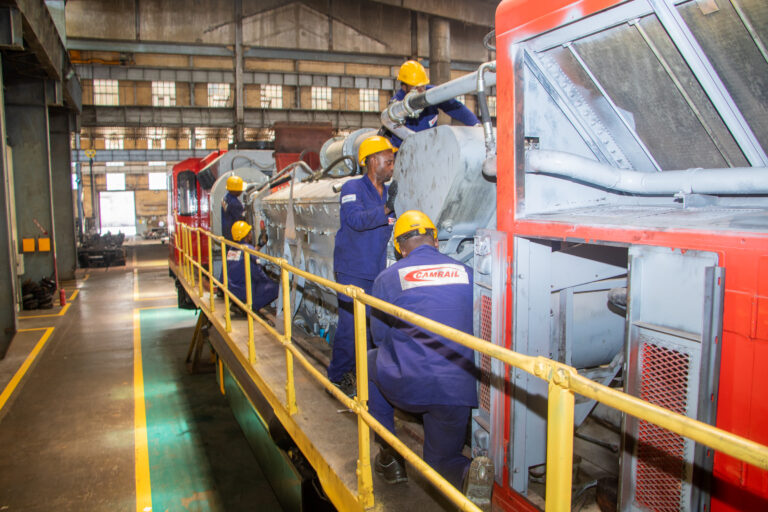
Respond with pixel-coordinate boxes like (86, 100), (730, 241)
(257, 231), (268, 248)
(385, 180), (398, 214)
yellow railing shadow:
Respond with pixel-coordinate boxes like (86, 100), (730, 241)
(175, 224), (768, 512)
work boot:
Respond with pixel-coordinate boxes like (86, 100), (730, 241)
(464, 456), (494, 511)
(328, 371), (357, 398)
(374, 445), (408, 484)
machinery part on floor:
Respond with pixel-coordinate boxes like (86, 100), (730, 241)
(77, 232), (126, 268)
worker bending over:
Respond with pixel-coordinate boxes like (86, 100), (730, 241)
(328, 136), (398, 397)
(226, 221), (278, 314)
(221, 175), (246, 241)
(388, 60), (479, 148)
(367, 210), (493, 510)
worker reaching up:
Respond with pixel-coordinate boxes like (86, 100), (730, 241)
(387, 60), (479, 148)
(367, 210), (493, 511)
(327, 135), (398, 397)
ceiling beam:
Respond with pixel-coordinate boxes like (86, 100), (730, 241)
(367, 0), (498, 27)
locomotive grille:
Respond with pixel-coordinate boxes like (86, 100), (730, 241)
(634, 342), (690, 512)
(479, 294), (493, 413)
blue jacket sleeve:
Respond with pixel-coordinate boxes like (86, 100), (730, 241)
(339, 184), (389, 232)
(438, 98), (479, 126)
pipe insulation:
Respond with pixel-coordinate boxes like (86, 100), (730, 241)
(526, 150), (768, 195)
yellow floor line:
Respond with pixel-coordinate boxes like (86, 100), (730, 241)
(18, 302), (71, 319)
(68, 289), (80, 302)
(133, 309), (152, 512)
(0, 327), (55, 412)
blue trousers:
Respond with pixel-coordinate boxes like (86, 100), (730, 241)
(368, 349), (472, 488)
(327, 273), (373, 383)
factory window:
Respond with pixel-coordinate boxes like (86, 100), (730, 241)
(152, 81), (176, 107)
(177, 171), (198, 216)
(106, 172), (125, 191)
(148, 137), (166, 150)
(359, 89), (379, 111)
(71, 173), (78, 190)
(311, 86), (332, 110)
(105, 138), (124, 150)
(261, 84), (283, 108)
(456, 95), (466, 105)
(93, 79), (119, 106)
(148, 172), (167, 190)
(208, 83), (231, 107)
(148, 161), (166, 166)
(486, 95), (497, 117)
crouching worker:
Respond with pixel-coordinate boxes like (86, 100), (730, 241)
(226, 220), (278, 315)
(368, 210), (493, 510)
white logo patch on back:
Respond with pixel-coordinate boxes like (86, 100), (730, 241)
(341, 194), (356, 204)
(398, 263), (468, 290)
(226, 249), (242, 262)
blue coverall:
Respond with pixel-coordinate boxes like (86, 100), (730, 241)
(221, 192), (245, 241)
(226, 244), (279, 311)
(368, 244), (477, 488)
(388, 85), (480, 148)
(328, 176), (395, 383)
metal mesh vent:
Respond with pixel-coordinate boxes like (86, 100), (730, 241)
(634, 342), (690, 512)
(479, 295), (493, 413)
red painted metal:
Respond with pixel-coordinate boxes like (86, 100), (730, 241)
(167, 150), (226, 267)
(495, 0), (768, 510)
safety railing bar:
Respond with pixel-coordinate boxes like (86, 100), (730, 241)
(281, 333), (480, 509)
(182, 229), (283, 340)
(568, 372), (768, 469)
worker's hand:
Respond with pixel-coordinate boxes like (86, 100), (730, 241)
(385, 180), (398, 214)
(258, 231), (268, 248)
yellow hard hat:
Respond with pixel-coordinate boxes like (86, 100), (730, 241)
(393, 210), (437, 253)
(358, 135), (397, 166)
(397, 60), (429, 87)
(231, 220), (252, 242)
(226, 175), (245, 192)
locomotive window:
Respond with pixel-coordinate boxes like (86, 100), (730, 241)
(177, 171), (198, 216)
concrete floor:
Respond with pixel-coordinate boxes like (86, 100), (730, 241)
(0, 243), (283, 511)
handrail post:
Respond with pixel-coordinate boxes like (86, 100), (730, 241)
(353, 292), (374, 508)
(245, 251), (255, 364)
(183, 225), (190, 282)
(221, 239), (231, 332)
(196, 230), (203, 296)
(545, 368), (575, 512)
(187, 228), (195, 287)
(282, 265), (297, 415)
(207, 234), (215, 312)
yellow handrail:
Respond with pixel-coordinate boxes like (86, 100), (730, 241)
(174, 224), (768, 512)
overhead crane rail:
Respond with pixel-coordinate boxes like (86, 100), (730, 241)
(173, 223), (768, 512)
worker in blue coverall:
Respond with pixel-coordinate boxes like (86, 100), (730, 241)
(221, 175), (246, 241)
(226, 220), (278, 314)
(328, 135), (398, 397)
(388, 60), (480, 148)
(367, 210), (493, 511)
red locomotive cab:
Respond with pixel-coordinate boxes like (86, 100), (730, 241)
(168, 150), (226, 267)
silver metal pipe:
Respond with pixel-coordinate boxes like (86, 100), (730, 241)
(526, 150), (768, 195)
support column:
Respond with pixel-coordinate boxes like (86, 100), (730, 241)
(0, 55), (19, 356)
(234, 0), (245, 145)
(49, 109), (76, 281)
(429, 16), (451, 125)
(5, 78), (57, 283)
